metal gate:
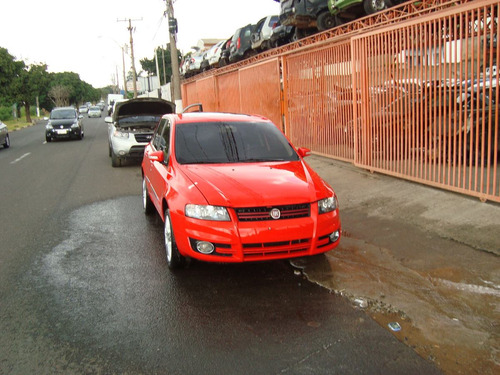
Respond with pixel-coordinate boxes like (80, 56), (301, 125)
(181, 0), (499, 202)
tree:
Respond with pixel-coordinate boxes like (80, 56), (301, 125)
(139, 45), (180, 85)
(13, 63), (50, 123)
(0, 47), (25, 104)
(48, 85), (71, 107)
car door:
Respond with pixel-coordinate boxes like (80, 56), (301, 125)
(144, 117), (173, 213)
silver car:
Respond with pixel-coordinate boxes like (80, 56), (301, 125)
(105, 98), (175, 167)
(0, 120), (10, 149)
(88, 106), (102, 118)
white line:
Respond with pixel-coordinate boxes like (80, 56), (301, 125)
(10, 153), (31, 164)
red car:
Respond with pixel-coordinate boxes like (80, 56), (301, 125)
(141, 111), (341, 269)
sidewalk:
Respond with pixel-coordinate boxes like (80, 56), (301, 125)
(293, 155), (500, 375)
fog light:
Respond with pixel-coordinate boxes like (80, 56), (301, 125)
(329, 230), (340, 243)
(119, 150), (126, 156)
(196, 241), (215, 254)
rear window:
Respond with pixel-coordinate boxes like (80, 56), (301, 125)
(175, 121), (299, 164)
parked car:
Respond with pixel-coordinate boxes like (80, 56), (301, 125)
(141, 111), (341, 269)
(229, 24), (256, 63)
(0, 120), (10, 149)
(185, 50), (206, 78)
(269, 20), (295, 47)
(279, 0), (334, 39)
(87, 105), (102, 118)
(218, 37), (233, 67)
(251, 15), (279, 52)
(201, 40), (226, 71)
(79, 105), (89, 114)
(207, 40), (226, 69)
(105, 98), (175, 167)
(328, 0), (404, 25)
(45, 107), (84, 142)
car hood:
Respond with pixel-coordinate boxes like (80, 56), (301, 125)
(49, 118), (77, 126)
(112, 98), (175, 122)
(179, 160), (332, 207)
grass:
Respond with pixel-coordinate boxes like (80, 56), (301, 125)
(4, 117), (43, 131)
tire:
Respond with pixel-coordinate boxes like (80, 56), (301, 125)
(142, 177), (155, 215)
(3, 134), (10, 148)
(45, 134), (52, 142)
(164, 209), (185, 269)
(111, 150), (121, 167)
(363, 0), (392, 14)
(317, 11), (337, 31)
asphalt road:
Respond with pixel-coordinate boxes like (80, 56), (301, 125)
(0, 115), (441, 374)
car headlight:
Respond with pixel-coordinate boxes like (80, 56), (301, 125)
(185, 204), (230, 221)
(71, 121), (79, 128)
(113, 129), (129, 139)
(46, 122), (53, 130)
(318, 196), (338, 214)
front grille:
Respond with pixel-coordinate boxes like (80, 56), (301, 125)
(235, 203), (310, 222)
(129, 145), (146, 158)
(134, 133), (153, 143)
(242, 238), (311, 259)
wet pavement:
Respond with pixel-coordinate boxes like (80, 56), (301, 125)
(297, 155), (500, 375)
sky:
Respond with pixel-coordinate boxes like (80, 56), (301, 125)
(0, 0), (280, 88)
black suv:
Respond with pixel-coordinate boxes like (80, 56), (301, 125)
(279, 0), (334, 38)
(229, 24), (255, 63)
(45, 107), (84, 142)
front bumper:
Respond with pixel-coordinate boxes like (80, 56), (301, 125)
(46, 128), (82, 139)
(172, 208), (341, 263)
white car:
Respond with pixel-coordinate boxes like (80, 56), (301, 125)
(207, 40), (225, 68)
(105, 98), (175, 167)
(87, 106), (102, 118)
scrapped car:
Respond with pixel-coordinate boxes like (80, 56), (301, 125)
(0, 120), (10, 149)
(329, 0), (403, 24)
(45, 107), (84, 142)
(251, 15), (279, 52)
(269, 20), (295, 47)
(87, 105), (102, 118)
(229, 24), (255, 63)
(141, 111), (341, 269)
(105, 98), (175, 167)
(279, 0), (334, 38)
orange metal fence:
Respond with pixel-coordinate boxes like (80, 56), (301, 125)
(181, 0), (499, 202)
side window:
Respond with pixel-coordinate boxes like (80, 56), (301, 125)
(160, 119), (171, 157)
(153, 119), (167, 150)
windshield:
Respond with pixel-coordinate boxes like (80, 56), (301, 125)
(51, 109), (76, 119)
(175, 121), (299, 164)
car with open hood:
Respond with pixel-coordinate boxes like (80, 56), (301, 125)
(141, 111), (341, 269)
(105, 98), (175, 167)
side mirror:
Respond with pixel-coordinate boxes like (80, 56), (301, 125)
(105, 116), (112, 124)
(78, 115), (84, 119)
(297, 147), (311, 158)
(148, 150), (165, 163)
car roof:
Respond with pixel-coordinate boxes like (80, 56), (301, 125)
(168, 112), (270, 125)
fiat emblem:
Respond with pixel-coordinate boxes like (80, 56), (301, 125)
(270, 208), (281, 220)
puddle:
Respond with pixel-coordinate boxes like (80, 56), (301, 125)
(292, 237), (500, 374)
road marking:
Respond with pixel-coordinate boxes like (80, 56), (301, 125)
(10, 153), (31, 164)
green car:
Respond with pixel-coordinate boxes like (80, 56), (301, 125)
(328, 0), (400, 24)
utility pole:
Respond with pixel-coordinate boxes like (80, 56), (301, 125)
(164, 0), (182, 112)
(121, 45), (128, 98)
(118, 18), (142, 98)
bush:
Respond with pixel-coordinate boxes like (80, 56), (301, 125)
(0, 106), (12, 121)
